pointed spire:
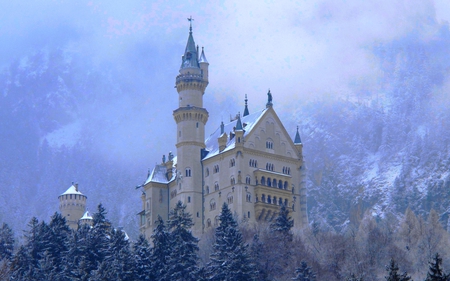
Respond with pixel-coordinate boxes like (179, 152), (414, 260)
(199, 47), (208, 63)
(294, 126), (302, 144)
(235, 114), (243, 131)
(180, 16), (199, 70)
(243, 94), (249, 116)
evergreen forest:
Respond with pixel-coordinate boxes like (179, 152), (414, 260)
(1, 202), (450, 280)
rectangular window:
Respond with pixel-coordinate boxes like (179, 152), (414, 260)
(188, 196), (191, 203)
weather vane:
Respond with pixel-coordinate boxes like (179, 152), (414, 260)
(188, 16), (194, 32)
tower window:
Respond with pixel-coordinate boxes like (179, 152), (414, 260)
(196, 122), (199, 128)
(248, 211), (250, 218)
(185, 168), (191, 177)
(188, 196), (191, 203)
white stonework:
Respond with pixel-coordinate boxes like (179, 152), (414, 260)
(139, 27), (307, 239)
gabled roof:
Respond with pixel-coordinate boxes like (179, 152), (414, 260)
(60, 185), (84, 196)
(144, 160), (177, 185)
(203, 108), (267, 160)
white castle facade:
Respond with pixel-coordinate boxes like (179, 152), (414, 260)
(138, 24), (307, 238)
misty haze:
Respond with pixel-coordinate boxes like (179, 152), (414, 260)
(1, 1), (450, 280)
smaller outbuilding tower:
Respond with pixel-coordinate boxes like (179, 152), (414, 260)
(58, 183), (87, 230)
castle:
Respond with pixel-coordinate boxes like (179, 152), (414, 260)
(138, 22), (308, 238)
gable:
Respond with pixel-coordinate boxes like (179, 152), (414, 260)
(244, 107), (298, 159)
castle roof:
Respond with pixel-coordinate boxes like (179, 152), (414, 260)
(80, 210), (93, 220)
(203, 108), (267, 160)
(145, 159), (177, 185)
(60, 184), (84, 196)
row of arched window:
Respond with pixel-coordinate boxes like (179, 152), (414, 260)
(260, 176), (288, 190)
(249, 159), (258, 167)
(258, 194), (288, 206)
(282, 166), (291, 175)
(266, 163), (274, 171)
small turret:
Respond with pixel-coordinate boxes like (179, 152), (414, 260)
(235, 114), (244, 146)
(243, 94), (249, 117)
(80, 210), (93, 227)
(294, 126), (303, 155)
(199, 47), (209, 84)
(218, 121), (227, 152)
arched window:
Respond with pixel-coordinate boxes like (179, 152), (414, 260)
(214, 165), (220, 173)
(246, 176), (251, 184)
(205, 186), (210, 194)
(267, 195), (272, 204)
(214, 182), (219, 191)
(246, 193), (251, 202)
(230, 176), (235, 185)
(205, 168), (209, 177)
(261, 194), (266, 203)
(284, 199), (288, 206)
(230, 159), (235, 167)
(267, 177), (272, 187)
(227, 193), (233, 204)
(185, 168), (191, 177)
(207, 218), (212, 228)
(273, 196), (277, 205)
(210, 199), (216, 211)
(266, 139), (274, 149)
(261, 176), (266, 186)
(284, 181), (288, 190)
(278, 197), (283, 205)
(278, 180), (283, 189)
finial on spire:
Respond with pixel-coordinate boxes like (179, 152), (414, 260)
(188, 16), (194, 33)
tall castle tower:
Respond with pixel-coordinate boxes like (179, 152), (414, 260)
(172, 18), (209, 231)
(58, 183), (87, 230)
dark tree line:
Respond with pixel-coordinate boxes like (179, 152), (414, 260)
(1, 203), (450, 280)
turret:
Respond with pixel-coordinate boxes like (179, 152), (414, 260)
(199, 47), (209, 84)
(58, 183), (87, 230)
(80, 210), (93, 227)
(235, 115), (244, 147)
(294, 126), (303, 156)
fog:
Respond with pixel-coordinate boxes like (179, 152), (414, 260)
(1, 0), (450, 236)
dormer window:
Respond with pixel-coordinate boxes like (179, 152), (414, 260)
(266, 139), (274, 149)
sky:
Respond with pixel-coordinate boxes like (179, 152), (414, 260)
(1, 0), (450, 168)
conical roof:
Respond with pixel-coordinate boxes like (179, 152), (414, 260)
(60, 184), (84, 196)
(80, 210), (93, 220)
(294, 126), (302, 144)
(180, 26), (199, 69)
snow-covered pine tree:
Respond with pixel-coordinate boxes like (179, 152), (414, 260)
(0, 223), (14, 261)
(166, 201), (201, 281)
(150, 215), (171, 281)
(346, 273), (364, 281)
(85, 204), (112, 276)
(249, 234), (265, 280)
(207, 203), (257, 281)
(269, 204), (294, 277)
(62, 223), (91, 281)
(425, 253), (450, 281)
(384, 258), (411, 281)
(9, 245), (33, 281)
(133, 235), (152, 281)
(104, 228), (136, 281)
(292, 261), (316, 281)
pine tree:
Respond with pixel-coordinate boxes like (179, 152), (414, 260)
(62, 223), (91, 281)
(207, 203), (257, 281)
(104, 228), (136, 281)
(425, 253), (450, 281)
(0, 223), (14, 261)
(269, 204), (294, 277)
(292, 261), (316, 281)
(133, 235), (152, 281)
(384, 258), (411, 281)
(165, 201), (201, 281)
(249, 234), (265, 280)
(150, 216), (171, 281)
